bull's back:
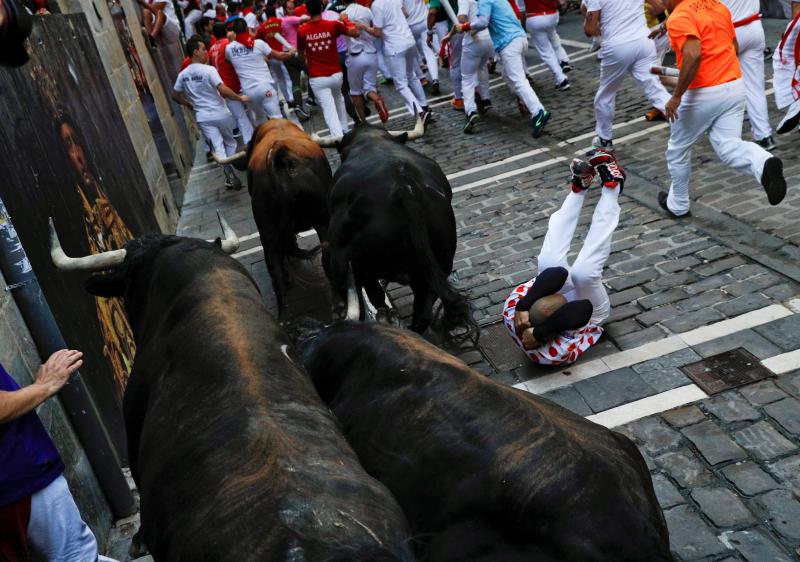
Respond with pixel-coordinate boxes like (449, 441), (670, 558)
(306, 322), (671, 560)
(127, 268), (412, 561)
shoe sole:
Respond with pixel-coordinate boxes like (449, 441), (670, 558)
(657, 192), (691, 218)
(463, 115), (479, 134)
(532, 112), (550, 138)
(776, 102), (800, 134)
(761, 157), (787, 205)
(556, 83), (570, 91)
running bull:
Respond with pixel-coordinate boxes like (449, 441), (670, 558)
(322, 120), (473, 334)
(302, 321), (673, 561)
(244, 119), (333, 312)
(49, 217), (414, 562)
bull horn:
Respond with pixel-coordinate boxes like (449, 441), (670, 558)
(214, 210), (239, 254)
(310, 132), (340, 148)
(211, 151), (248, 165)
(49, 217), (127, 271)
(345, 264), (360, 321)
(387, 115), (425, 140)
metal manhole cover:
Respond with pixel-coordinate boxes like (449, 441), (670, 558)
(681, 348), (774, 395)
(478, 322), (531, 372)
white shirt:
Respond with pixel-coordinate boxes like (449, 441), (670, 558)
(245, 11), (259, 29)
(402, 0), (427, 27)
(149, 0), (180, 26)
(225, 39), (275, 91)
(457, 0), (490, 46)
(584, 0), (648, 46)
(173, 63), (231, 122)
(720, 0), (758, 23)
(203, 8), (216, 17)
(344, 4), (378, 54)
(372, 0), (416, 55)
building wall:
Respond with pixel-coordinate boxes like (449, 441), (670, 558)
(0, 270), (113, 549)
(52, 0), (188, 230)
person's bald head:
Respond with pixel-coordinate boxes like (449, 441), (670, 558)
(531, 294), (567, 327)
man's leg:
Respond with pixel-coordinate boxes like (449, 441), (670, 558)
(404, 46), (429, 110)
(537, 190), (586, 286)
(569, 187), (620, 325)
(311, 77), (344, 138)
(461, 44), (481, 115)
(499, 36), (544, 115)
(226, 99), (254, 144)
(262, 85), (283, 119)
(27, 475), (109, 562)
(549, 14), (569, 64)
(330, 73), (350, 134)
(526, 15), (566, 85)
(477, 43), (492, 100)
(347, 55), (368, 122)
(338, 51), (357, 119)
(737, 23), (773, 141)
(269, 60), (294, 105)
(630, 39), (670, 113)
(218, 116), (239, 156)
(449, 33), (463, 101)
(285, 56), (305, 108)
(593, 44), (630, 141)
(412, 22), (439, 82)
(198, 121), (226, 159)
(245, 90), (268, 126)
(386, 50), (422, 115)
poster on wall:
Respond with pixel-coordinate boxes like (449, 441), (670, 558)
(0, 14), (162, 460)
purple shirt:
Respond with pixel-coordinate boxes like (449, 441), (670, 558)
(0, 364), (64, 507)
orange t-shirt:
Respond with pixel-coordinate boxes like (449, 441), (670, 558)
(667, 0), (741, 89)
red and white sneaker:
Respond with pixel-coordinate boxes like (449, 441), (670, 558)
(586, 148), (626, 192)
(570, 159), (596, 193)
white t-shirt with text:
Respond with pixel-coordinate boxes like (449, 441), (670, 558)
(371, 0), (416, 55)
(225, 39), (275, 92)
(584, 0), (648, 46)
(173, 63), (231, 122)
(344, 3), (378, 54)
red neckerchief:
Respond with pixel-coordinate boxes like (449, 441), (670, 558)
(236, 31), (255, 48)
(243, 6), (254, 14)
(778, 11), (800, 64)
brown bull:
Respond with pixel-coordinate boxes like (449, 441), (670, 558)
(245, 119), (332, 312)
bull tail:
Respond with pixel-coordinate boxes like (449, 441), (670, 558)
(396, 186), (477, 337)
(266, 143), (320, 262)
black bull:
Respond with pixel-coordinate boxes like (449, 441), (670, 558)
(327, 126), (474, 334)
(82, 236), (414, 561)
(303, 322), (674, 561)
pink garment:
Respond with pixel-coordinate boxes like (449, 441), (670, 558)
(322, 10), (347, 52)
(281, 15), (303, 47)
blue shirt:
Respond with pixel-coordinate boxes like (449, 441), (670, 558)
(0, 364), (64, 507)
(475, 0), (525, 53)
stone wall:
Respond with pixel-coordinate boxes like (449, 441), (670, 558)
(51, 0), (189, 230)
(0, 270), (113, 549)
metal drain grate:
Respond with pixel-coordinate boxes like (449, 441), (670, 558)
(477, 322), (531, 372)
(681, 348), (774, 395)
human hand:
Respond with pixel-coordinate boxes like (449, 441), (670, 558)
(664, 94), (681, 122)
(240, 94), (251, 103)
(426, 32), (433, 48)
(514, 309), (530, 337)
(521, 328), (539, 350)
(648, 23), (665, 39)
(34, 349), (83, 397)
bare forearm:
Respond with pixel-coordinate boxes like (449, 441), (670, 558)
(171, 91), (192, 108)
(674, 50), (700, 97)
(219, 85), (244, 101)
(584, 11), (599, 37)
(0, 385), (50, 424)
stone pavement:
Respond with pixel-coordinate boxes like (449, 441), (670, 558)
(109, 11), (800, 562)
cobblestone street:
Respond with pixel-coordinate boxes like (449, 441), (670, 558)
(174, 13), (800, 561)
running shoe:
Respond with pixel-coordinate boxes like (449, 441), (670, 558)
(450, 97), (465, 111)
(755, 135), (776, 151)
(776, 99), (800, 134)
(555, 78), (570, 91)
(560, 60), (572, 73)
(761, 157), (787, 205)
(591, 135), (614, 150)
(658, 191), (691, 218)
(294, 105), (311, 120)
(570, 158), (596, 192)
(531, 109), (551, 138)
(431, 79), (440, 95)
(463, 112), (480, 134)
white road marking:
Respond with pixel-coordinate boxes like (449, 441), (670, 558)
(452, 157), (567, 193)
(446, 148), (550, 180)
(232, 229), (317, 259)
(239, 232), (260, 243)
(574, 122), (670, 154)
(558, 38), (593, 49)
(762, 349), (800, 375)
(586, 384), (708, 428)
(514, 304), (795, 395)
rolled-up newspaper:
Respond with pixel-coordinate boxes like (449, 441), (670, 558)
(439, 0), (459, 25)
(650, 65), (680, 77)
(273, 32), (294, 51)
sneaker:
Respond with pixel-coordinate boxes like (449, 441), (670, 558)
(531, 109), (551, 138)
(555, 78), (570, 91)
(450, 98), (465, 111)
(375, 96), (390, 123)
(477, 98), (492, 114)
(587, 149), (626, 191)
(560, 60), (572, 73)
(570, 159), (596, 192)
(380, 76), (394, 85)
(761, 157), (787, 205)
(223, 165), (243, 191)
(657, 191), (691, 218)
(463, 112), (480, 134)
(306, 97), (317, 106)
(294, 105), (310, 120)
(755, 135), (776, 151)
(777, 99), (800, 134)
(645, 107), (665, 121)
(431, 79), (440, 95)
(591, 136), (614, 150)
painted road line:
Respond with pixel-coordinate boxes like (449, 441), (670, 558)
(763, 349), (800, 375)
(514, 304), (796, 395)
(446, 148), (550, 181)
(452, 157), (567, 193)
(575, 122), (670, 154)
(558, 38), (593, 49)
(556, 116), (646, 147)
(587, 384), (708, 428)
(232, 229), (317, 259)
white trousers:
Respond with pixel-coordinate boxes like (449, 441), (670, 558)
(184, 9), (202, 37)
(736, 21), (772, 140)
(594, 38), (670, 140)
(654, 32), (669, 64)
(225, 99), (254, 144)
(310, 72), (350, 138)
(461, 37), (493, 115)
(385, 45), (429, 116)
(410, 21), (439, 81)
(537, 188), (620, 325)
(666, 79), (771, 215)
(198, 115), (238, 158)
(433, 20), (448, 54)
(499, 36), (544, 115)
(377, 39), (393, 79)
(449, 32), (463, 100)
(346, 51), (379, 95)
(27, 476), (118, 562)
(268, 60), (295, 105)
(243, 82), (282, 126)
(526, 13), (568, 85)
(772, 15), (800, 109)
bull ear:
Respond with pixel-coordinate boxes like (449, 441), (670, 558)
(85, 273), (126, 297)
(391, 132), (409, 144)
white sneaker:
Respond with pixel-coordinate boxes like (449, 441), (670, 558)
(591, 136), (614, 151)
(776, 98), (800, 134)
